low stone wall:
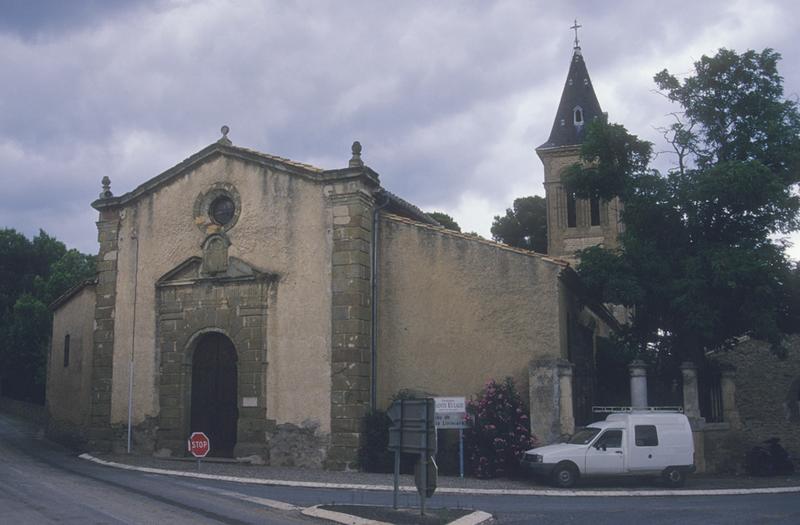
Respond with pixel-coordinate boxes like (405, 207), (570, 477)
(702, 334), (800, 472)
(267, 420), (330, 468)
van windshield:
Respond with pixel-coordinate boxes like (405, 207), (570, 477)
(568, 428), (601, 445)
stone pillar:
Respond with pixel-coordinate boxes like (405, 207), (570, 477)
(628, 360), (648, 409)
(529, 358), (574, 444)
(557, 362), (575, 437)
(88, 208), (121, 451)
(680, 361), (701, 419)
(720, 370), (742, 430)
(325, 180), (374, 470)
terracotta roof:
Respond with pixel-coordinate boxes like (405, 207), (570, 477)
(381, 213), (571, 268)
(378, 189), (440, 226)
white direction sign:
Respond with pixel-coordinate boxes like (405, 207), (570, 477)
(434, 397), (467, 429)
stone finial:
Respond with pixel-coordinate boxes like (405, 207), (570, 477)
(218, 125), (232, 146)
(99, 176), (113, 198)
(349, 140), (363, 168)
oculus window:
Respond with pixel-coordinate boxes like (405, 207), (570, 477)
(210, 196), (236, 226)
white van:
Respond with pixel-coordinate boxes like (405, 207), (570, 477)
(521, 412), (695, 488)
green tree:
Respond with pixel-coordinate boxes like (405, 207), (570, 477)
(428, 211), (461, 232)
(491, 196), (548, 253)
(0, 229), (95, 402)
(565, 48), (800, 364)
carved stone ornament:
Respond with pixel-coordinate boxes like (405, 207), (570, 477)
(201, 234), (230, 275)
(193, 182), (241, 234)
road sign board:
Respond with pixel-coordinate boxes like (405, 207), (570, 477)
(188, 431), (210, 458)
(387, 398), (436, 454)
(434, 397), (466, 412)
(434, 397), (467, 429)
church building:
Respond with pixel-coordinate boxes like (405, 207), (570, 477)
(45, 42), (618, 469)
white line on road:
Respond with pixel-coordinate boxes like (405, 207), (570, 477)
(180, 483), (300, 511)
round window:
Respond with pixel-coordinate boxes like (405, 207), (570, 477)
(210, 196), (236, 225)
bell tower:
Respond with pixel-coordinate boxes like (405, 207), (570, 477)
(536, 22), (622, 259)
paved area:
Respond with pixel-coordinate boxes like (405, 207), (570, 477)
(90, 450), (800, 493)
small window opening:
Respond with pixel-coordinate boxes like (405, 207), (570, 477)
(590, 196), (600, 226)
(63, 334), (70, 367)
(567, 192), (577, 228)
(574, 107), (584, 125)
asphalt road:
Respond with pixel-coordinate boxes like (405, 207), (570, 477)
(3, 412), (800, 524)
(0, 413), (314, 524)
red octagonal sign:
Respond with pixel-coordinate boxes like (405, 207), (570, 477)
(188, 432), (211, 458)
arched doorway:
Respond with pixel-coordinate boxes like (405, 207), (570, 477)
(190, 332), (238, 457)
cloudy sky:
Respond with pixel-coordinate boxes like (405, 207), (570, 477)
(1, 0), (799, 259)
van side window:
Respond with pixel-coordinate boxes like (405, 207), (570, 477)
(635, 425), (659, 446)
(596, 430), (622, 449)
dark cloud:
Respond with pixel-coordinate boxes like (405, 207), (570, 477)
(0, 0), (152, 40)
(0, 0), (798, 256)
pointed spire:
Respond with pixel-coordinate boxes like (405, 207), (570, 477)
(538, 23), (603, 149)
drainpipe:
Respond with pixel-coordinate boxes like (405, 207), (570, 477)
(127, 209), (140, 454)
(370, 192), (390, 410)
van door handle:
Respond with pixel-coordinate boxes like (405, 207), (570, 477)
(615, 451), (623, 455)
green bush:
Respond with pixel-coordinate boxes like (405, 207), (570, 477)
(464, 377), (538, 478)
(358, 409), (393, 472)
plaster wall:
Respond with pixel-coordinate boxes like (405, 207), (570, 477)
(109, 154), (333, 432)
(376, 216), (565, 407)
(47, 285), (96, 433)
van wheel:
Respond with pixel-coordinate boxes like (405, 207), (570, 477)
(662, 467), (685, 488)
(552, 462), (578, 488)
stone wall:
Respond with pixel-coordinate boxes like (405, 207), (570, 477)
(104, 153), (334, 448)
(46, 284), (96, 448)
(538, 145), (622, 259)
(325, 180), (374, 470)
(155, 270), (274, 458)
(705, 334), (800, 470)
(376, 215), (566, 431)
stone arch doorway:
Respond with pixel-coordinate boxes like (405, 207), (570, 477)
(190, 332), (238, 457)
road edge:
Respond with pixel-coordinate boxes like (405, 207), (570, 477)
(79, 454), (800, 497)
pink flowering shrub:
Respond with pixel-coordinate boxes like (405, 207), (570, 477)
(464, 377), (538, 478)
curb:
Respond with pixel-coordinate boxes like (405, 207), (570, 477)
(79, 454), (800, 497)
(300, 505), (494, 525)
(302, 505), (392, 525)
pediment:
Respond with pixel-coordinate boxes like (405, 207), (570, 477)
(157, 256), (277, 286)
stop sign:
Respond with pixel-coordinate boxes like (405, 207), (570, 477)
(188, 432), (210, 458)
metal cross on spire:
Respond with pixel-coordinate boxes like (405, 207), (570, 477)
(571, 19), (582, 49)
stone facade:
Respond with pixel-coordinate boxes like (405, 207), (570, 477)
(702, 335), (800, 471)
(326, 182), (375, 470)
(154, 257), (276, 458)
(46, 282), (96, 448)
(537, 145), (623, 260)
(46, 135), (618, 466)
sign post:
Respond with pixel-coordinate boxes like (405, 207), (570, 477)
(188, 431), (210, 471)
(387, 398), (437, 515)
(434, 397), (467, 478)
